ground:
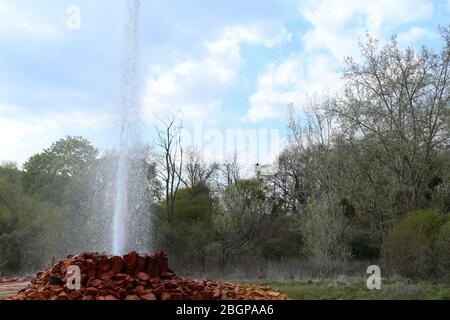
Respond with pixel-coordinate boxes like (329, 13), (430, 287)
(1, 279), (449, 300)
(240, 279), (450, 300)
(0, 281), (29, 300)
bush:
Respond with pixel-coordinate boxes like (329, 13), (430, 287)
(349, 232), (380, 260)
(382, 209), (449, 279)
(155, 187), (215, 270)
(435, 221), (450, 279)
(301, 193), (351, 269)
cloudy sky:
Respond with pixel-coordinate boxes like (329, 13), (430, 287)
(0, 0), (449, 165)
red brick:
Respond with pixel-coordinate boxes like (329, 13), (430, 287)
(135, 272), (150, 282)
(99, 271), (115, 280)
(123, 251), (138, 274)
(141, 293), (157, 300)
(134, 255), (146, 275)
(87, 279), (102, 287)
(125, 295), (141, 300)
(84, 287), (99, 295)
(110, 256), (123, 274)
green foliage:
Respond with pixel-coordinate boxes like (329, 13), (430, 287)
(0, 172), (64, 274)
(156, 187), (215, 269)
(0, 137), (103, 274)
(21, 136), (98, 203)
(258, 215), (302, 260)
(435, 221), (450, 278)
(390, 209), (447, 244)
(349, 232), (380, 260)
(0, 162), (20, 185)
(211, 179), (271, 265)
(382, 209), (450, 279)
(300, 193), (352, 268)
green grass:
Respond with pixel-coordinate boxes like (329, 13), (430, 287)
(239, 279), (450, 300)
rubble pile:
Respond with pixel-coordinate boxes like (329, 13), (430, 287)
(8, 251), (286, 300)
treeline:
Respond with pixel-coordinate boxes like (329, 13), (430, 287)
(0, 137), (108, 273)
(0, 29), (449, 280)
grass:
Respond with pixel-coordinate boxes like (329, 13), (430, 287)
(239, 278), (450, 300)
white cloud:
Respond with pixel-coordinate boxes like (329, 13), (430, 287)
(142, 22), (292, 124)
(245, 0), (435, 123)
(247, 54), (342, 122)
(51, 110), (114, 130)
(0, 117), (50, 165)
(208, 23), (292, 51)
(300, 0), (433, 60)
(0, 104), (113, 164)
(0, 0), (61, 37)
(397, 27), (437, 46)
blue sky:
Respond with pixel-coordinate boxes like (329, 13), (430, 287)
(0, 0), (449, 165)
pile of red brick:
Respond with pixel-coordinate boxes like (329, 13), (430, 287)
(8, 251), (285, 300)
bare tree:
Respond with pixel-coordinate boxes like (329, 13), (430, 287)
(154, 113), (183, 223)
(218, 152), (240, 189)
(271, 98), (338, 214)
(181, 146), (218, 190)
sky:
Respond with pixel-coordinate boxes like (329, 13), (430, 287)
(0, 0), (449, 166)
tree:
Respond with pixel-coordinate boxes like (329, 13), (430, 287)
(154, 113), (183, 224)
(0, 165), (64, 274)
(19, 136), (102, 255)
(218, 152), (240, 190)
(382, 209), (449, 279)
(270, 96), (342, 214)
(21, 136), (98, 203)
(300, 193), (351, 269)
(0, 162), (20, 185)
(156, 187), (215, 270)
(213, 179), (272, 265)
(335, 30), (450, 214)
(181, 146), (218, 190)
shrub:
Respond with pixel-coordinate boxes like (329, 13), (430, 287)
(301, 193), (352, 270)
(435, 221), (450, 279)
(155, 188), (215, 270)
(382, 209), (449, 279)
(349, 232), (380, 260)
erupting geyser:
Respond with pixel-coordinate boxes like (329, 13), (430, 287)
(112, 0), (144, 255)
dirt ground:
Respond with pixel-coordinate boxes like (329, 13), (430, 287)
(0, 282), (29, 300)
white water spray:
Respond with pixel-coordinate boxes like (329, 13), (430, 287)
(112, 0), (142, 255)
